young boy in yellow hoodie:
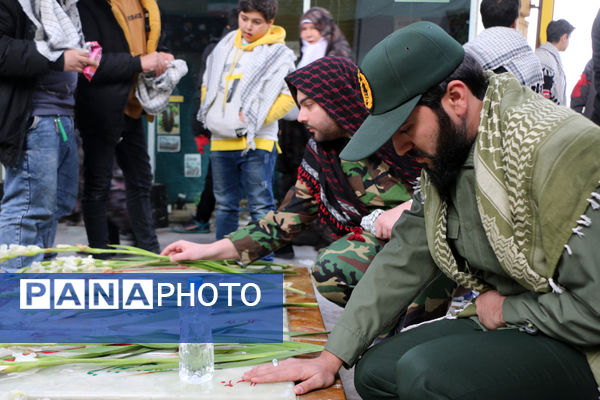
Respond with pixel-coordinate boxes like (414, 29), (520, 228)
(197, 0), (296, 248)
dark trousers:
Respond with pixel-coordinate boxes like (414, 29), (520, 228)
(355, 318), (597, 400)
(195, 161), (215, 224)
(81, 115), (159, 253)
(276, 119), (310, 202)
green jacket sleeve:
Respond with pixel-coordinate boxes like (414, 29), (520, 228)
(324, 198), (441, 366)
(503, 189), (600, 347)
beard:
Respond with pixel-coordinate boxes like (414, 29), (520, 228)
(412, 107), (474, 197)
(305, 121), (347, 143)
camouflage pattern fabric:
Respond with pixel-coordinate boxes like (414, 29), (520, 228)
(311, 230), (456, 326)
(228, 157), (411, 264)
(311, 231), (383, 307)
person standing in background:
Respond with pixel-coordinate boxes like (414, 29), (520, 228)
(571, 59), (597, 120)
(296, 7), (352, 68)
(197, 0), (296, 248)
(75, 0), (174, 254)
(0, 0), (97, 272)
(464, 0), (543, 92)
(535, 19), (575, 105)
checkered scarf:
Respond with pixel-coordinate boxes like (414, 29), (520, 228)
(136, 60), (188, 115)
(198, 29), (296, 152)
(464, 27), (543, 92)
(285, 56), (421, 236)
(18, 0), (85, 62)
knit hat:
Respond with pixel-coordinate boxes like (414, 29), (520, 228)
(285, 55), (368, 135)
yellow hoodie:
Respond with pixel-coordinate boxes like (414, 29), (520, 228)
(202, 25), (295, 152)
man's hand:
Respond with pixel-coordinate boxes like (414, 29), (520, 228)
(158, 52), (174, 63)
(475, 290), (506, 330)
(374, 201), (412, 239)
(63, 49), (98, 72)
(160, 238), (239, 262)
(242, 351), (343, 395)
(140, 51), (173, 77)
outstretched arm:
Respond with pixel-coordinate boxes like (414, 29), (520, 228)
(160, 238), (239, 262)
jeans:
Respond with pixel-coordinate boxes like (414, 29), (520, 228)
(0, 116), (79, 272)
(211, 147), (277, 247)
(80, 115), (159, 253)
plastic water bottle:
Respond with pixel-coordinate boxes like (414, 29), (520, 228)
(179, 276), (214, 384)
(179, 342), (214, 384)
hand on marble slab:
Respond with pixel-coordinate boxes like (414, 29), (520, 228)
(161, 238), (239, 262)
(242, 350), (343, 395)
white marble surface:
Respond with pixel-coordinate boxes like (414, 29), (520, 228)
(49, 222), (361, 400)
(0, 364), (295, 399)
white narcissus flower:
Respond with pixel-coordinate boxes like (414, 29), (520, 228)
(27, 262), (41, 272)
(25, 255), (109, 273)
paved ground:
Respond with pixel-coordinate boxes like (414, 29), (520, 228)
(55, 218), (361, 400)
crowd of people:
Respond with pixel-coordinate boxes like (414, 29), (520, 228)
(2, 0), (600, 397)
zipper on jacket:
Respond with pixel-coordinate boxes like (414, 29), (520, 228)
(222, 47), (243, 112)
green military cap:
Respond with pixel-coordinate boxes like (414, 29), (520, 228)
(340, 21), (464, 161)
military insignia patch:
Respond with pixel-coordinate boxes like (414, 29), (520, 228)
(357, 70), (373, 111)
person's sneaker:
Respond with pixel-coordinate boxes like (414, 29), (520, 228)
(171, 221), (210, 234)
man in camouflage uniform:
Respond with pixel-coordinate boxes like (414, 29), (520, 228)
(163, 56), (453, 319)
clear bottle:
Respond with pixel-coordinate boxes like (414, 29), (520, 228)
(179, 276), (214, 384)
(179, 342), (214, 384)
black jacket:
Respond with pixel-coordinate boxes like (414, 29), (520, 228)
(75, 0), (145, 143)
(0, 0), (64, 167)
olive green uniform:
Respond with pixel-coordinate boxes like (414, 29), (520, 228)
(325, 150), (600, 398)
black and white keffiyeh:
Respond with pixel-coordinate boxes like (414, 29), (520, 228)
(198, 29), (295, 152)
(464, 27), (543, 92)
(136, 59), (189, 115)
(18, 0), (85, 61)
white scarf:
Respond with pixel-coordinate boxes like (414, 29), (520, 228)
(18, 0), (85, 61)
(136, 59), (189, 115)
(297, 38), (328, 69)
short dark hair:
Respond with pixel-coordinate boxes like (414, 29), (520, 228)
(418, 53), (488, 111)
(546, 19), (575, 43)
(238, 0), (278, 22)
(480, 0), (520, 28)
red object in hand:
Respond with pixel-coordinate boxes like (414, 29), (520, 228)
(83, 41), (102, 81)
(195, 135), (210, 154)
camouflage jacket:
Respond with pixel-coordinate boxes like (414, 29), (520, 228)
(228, 158), (412, 264)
